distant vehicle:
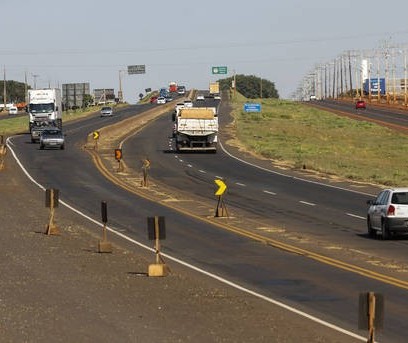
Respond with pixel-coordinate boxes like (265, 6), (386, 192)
(169, 82), (178, 93)
(367, 188), (408, 239)
(157, 97), (166, 104)
(150, 96), (158, 104)
(177, 86), (186, 95)
(173, 107), (218, 152)
(309, 95), (317, 101)
(184, 100), (193, 108)
(159, 88), (168, 98)
(28, 88), (62, 132)
(31, 123), (55, 143)
(165, 95), (173, 102)
(196, 95), (205, 101)
(355, 100), (366, 110)
(214, 94), (221, 100)
(8, 106), (18, 115)
(209, 82), (220, 97)
(40, 127), (65, 150)
(100, 106), (113, 117)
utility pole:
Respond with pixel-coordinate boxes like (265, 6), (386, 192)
(348, 51), (353, 96)
(332, 60), (336, 98)
(3, 66), (6, 110)
(32, 74), (39, 89)
(118, 70), (125, 103)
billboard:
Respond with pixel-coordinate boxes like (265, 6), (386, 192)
(62, 83), (90, 109)
(363, 78), (386, 95)
(94, 88), (115, 104)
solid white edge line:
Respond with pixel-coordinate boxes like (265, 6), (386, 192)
(198, 170), (206, 173)
(6, 137), (367, 342)
(219, 141), (375, 197)
(235, 182), (246, 187)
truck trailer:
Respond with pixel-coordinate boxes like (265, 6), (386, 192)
(28, 89), (62, 132)
(174, 107), (218, 152)
(209, 82), (220, 97)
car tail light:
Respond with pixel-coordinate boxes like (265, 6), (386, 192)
(387, 205), (395, 216)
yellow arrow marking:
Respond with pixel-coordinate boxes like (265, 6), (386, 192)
(93, 131), (100, 140)
(215, 179), (227, 196)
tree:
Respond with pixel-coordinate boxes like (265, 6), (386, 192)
(0, 80), (29, 103)
(219, 74), (279, 99)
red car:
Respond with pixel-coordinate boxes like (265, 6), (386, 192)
(355, 100), (366, 109)
(150, 96), (158, 104)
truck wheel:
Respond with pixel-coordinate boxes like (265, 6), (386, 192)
(60, 144), (65, 150)
(40, 144), (44, 150)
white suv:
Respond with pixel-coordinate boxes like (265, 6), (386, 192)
(367, 187), (408, 239)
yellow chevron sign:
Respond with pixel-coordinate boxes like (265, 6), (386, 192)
(93, 131), (100, 140)
(214, 179), (227, 196)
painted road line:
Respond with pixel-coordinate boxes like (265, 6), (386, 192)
(199, 170), (206, 173)
(300, 201), (316, 206)
(263, 190), (277, 195)
(346, 213), (365, 220)
(236, 182), (246, 187)
(187, 164), (193, 168)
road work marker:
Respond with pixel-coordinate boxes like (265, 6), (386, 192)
(147, 216), (169, 277)
(98, 201), (112, 253)
(45, 188), (60, 235)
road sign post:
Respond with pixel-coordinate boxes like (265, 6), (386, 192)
(92, 131), (99, 150)
(98, 201), (112, 253)
(45, 188), (59, 235)
(114, 148), (123, 172)
(147, 216), (169, 277)
(214, 179), (228, 217)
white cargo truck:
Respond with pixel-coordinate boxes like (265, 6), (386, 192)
(174, 107), (218, 152)
(28, 89), (62, 132)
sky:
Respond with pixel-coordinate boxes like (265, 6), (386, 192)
(2, 0), (408, 103)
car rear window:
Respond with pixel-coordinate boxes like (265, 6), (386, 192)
(391, 192), (408, 204)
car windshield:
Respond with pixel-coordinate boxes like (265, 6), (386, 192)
(391, 192), (408, 204)
(102, 107), (112, 111)
(43, 130), (61, 135)
(29, 103), (54, 113)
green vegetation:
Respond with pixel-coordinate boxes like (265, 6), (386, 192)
(0, 80), (28, 103)
(230, 94), (408, 186)
(219, 75), (279, 99)
(0, 105), (121, 137)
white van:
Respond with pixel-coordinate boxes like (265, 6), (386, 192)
(8, 106), (18, 115)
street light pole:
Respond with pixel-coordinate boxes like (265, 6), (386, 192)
(3, 66), (6, 110)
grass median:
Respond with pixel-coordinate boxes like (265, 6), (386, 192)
(230, 94), (408, 187)
(0, 105), (126, 137)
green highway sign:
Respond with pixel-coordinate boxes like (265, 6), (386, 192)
(212, 66), (227, 74)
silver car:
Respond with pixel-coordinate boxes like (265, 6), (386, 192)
(100, 106), (113, 117)
(39, 128), (65, 150)
(367, 187), (408, 239)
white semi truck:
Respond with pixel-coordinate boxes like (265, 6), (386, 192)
(174, 107), (218, 152)
(28, 89), (62, 132)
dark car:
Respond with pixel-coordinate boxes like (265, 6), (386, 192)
(355, 100), (366, 109)
(39, 128), (65, 150)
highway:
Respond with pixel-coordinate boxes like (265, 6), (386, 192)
(7, 97), (408, 342)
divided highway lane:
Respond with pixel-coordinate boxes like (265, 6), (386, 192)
(311, 99), (408, 130)
(124, 107), (408, 265)
(8, 104), (408, 342)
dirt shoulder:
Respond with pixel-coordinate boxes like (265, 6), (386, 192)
(0, 138), (360, 340)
